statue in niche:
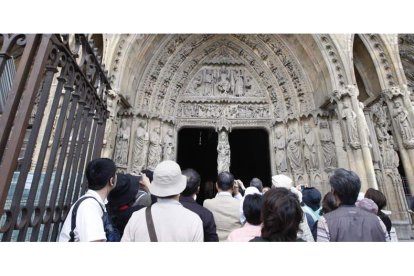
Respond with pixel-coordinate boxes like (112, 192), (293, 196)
(274, 128), (288, 173)
(147, 127), (162, 170)
(286, 126), (303, 173)
(114, 119), (131, 166)
(383, 138), (399, 169)
(163, 128), (175, 160)
(233, 69), (245, 97)
(203, 69), (214, 96)
(217, 130), (231, 173)
(319, 121), (337, 169)
(341, 99), (361, 149)
(217, 66), (231, 95)
(132, 121), (149, 174)
(392, 100), (414, 145)
(303, 123), (319, 171)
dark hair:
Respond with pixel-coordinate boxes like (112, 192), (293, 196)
(364, 188), (387, 210)
(261, 188), (303, 241)
(243, 194), (263, 225)
(202, 181), (216, 201)
(181, 168), (201, 196)
(217, 171), (234, 191)
(141, 169), (153, 182)
(250, 178), (263, 192)
(302, 187), (321, 211)
(320, 191), (338, 215)
(329, 168), (361, 205)
(85, 158), (116, 190)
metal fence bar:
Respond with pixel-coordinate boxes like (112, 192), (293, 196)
(0, 34), (110, 241)
(0, 35), (52, 242)
(0, 35), (38, 202)
(72, 94), (95, 203)
(39, 64), (76, 241)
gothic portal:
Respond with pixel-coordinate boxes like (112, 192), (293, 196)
(101, 34), (414, 238)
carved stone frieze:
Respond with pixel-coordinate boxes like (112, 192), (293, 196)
(177, 103), (270, 120)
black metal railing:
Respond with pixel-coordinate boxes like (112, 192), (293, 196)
(0, 34), (110, 241)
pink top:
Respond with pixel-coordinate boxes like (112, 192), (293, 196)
(227, 223), (262, 242)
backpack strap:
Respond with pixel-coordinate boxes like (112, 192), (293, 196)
(69, 196), (104, 242)
(145, 206), (158, 242)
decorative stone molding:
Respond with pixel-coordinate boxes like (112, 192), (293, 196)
(366, 34), (397, 87)
(316, 35), (347, 87)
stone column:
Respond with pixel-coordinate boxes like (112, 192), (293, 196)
(382, 86), (414, 196)
(332, 85), (377, 191)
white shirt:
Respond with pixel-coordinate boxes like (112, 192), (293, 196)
(58, 190), (107, 242)
(121, 198), (203, 242)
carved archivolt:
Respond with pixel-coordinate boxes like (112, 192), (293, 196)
(133, 35), (316, 124)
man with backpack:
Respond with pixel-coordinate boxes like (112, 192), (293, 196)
(58, 158), (118, 242)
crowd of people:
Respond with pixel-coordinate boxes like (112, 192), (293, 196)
(59, 157), (402, 242)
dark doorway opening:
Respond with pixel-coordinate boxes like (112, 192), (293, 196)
(177, 128), (218, 204)
(229, 129), (271, 187)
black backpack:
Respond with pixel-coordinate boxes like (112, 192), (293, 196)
(69, 196), (121, 242)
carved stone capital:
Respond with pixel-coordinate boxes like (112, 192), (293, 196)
(215, 116), (232, 132)
(381, 86), (405, 101)
(331, 84), (358, 103)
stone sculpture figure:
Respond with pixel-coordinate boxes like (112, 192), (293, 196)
(217, 67), (231, 94)
(132, 121), (149, 173)
(203, 69), (214, 96)
(286, 126), (303, 173)
(233, 69), (245, 97)
(303, 123), (319, 171)
(392, 100), (414, 144)
(341, 99), (360, 149)
(319, 121), (337, 169)
(163, 128), (175, 160)
(274, 128), (288, 173)
(217, 130), (230, 173)
(191, 73), (203, 95)
(114, 119), (130, 166)
(147, 127), (162, 170)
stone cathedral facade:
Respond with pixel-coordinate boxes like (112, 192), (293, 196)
(97, 34), (414, 239)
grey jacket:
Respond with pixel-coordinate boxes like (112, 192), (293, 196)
(323, 205), (386, 242)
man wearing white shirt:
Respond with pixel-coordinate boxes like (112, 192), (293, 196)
(122, 160), (203, 242)
(58, 158), (117, 242)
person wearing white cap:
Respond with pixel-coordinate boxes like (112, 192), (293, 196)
(271, 174), (314, 242)
(121, 160), (203, 242)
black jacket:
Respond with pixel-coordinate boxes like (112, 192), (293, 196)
(179, 196), (219, 242)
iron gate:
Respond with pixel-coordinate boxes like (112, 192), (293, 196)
(0, 34), (110, 241)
